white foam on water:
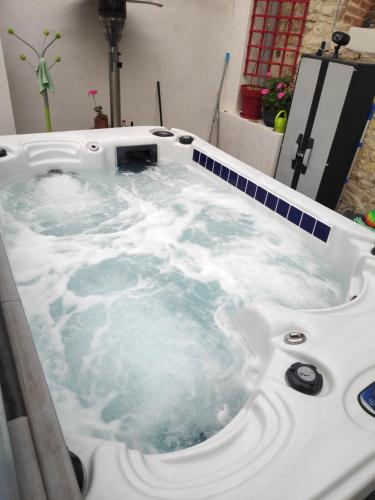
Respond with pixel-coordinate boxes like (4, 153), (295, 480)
(0, 162), (348, 453)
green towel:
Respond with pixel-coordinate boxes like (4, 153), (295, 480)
(35, 57), (54, 94)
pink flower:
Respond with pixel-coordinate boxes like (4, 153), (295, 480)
(266, 71), (272, 78)
(88, 89), (97, 96)
(261, 88), (270, 95)
(277, 92), (286, 99)
(276, 82), (286, 89)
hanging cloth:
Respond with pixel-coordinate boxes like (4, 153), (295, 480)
(35, 57), (54, 94)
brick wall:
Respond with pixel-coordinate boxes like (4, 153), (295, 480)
(363, 1), (375, 28)
(300, 0), (375, 213)
(340, 0), (374, 27)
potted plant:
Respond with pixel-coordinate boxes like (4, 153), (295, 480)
(240, 84), (262, 120)
(88, 89), (108, 128)
(261, 73), (293, 128)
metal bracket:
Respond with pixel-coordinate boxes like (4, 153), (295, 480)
(291, 133), (314, 175)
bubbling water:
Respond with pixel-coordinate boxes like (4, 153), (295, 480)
(0, 162), (347, 453)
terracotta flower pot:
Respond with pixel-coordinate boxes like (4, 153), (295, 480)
(94, 115), (109, 129)
(239, 85), (262, 120)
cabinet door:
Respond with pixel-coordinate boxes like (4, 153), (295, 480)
(275, 57), (321, 187)
(297, 61), (354, 199)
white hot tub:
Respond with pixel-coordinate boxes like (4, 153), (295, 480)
(0, 126), (374, 500)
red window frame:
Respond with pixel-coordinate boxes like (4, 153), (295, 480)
(244, 0), (310, 81)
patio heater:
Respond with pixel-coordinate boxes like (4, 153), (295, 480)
(97, 0), (162, 127)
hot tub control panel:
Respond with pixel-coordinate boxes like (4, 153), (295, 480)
(358, 382), (375, 417)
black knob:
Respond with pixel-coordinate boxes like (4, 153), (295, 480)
(371, 247), (375, 256)
(179, 135), (194, 145)
(286, 362), (323, 396)
(0, 149), (7, 158)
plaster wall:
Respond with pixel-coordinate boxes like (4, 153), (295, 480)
(0, 37), (15, 135)
(0, 0), (236, 138)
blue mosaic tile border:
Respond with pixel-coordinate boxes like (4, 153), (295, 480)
(192, 149), (331, 243)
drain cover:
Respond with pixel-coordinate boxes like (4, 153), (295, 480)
(152, 130), (174, 137)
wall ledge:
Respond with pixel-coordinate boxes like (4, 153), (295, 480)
(218, 110), (283, 177)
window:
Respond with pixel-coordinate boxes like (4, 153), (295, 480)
(244, 0), (310, 82)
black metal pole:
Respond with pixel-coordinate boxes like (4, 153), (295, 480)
(157, 81), (163, 127)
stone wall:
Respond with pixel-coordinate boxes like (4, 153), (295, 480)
(300, 0), (375, 213)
